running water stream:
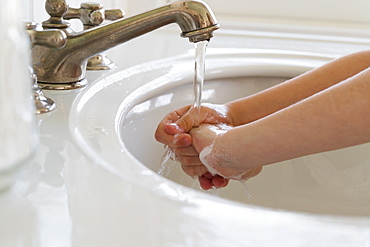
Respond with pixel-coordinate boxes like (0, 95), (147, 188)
(192, 40), (208, 125)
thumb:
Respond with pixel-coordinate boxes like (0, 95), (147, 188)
(165, 109), (199, 134)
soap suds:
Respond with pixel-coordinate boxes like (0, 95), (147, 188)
(199, 144), (219, 176)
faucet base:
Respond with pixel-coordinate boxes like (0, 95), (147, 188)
(38, 79), (88, 90)
(87, 53), (116, 70)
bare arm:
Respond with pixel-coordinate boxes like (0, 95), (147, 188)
(227, 50), (370, 126)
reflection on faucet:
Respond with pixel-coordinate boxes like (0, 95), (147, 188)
(32, 0), (219, 90)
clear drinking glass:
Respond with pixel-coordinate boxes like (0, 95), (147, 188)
(0, 0), (38, 191)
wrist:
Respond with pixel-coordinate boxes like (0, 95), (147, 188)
(224, 101), (249, 126)
(226, 97), (266, 126)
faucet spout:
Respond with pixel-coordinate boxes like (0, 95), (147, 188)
(33, 0), (219, 90)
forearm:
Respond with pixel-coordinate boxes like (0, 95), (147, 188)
(225, 67), (370, 170)
(226, 50), (370, 126)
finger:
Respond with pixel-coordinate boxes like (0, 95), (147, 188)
(171, 106), (206, 133)
(163, 105), (192, 134)
(181, 164), (208, 177)
(201, 172), (213, 179)
(177, 155), (203, 166)
(198, 175), (213, 190)
(199, 173), (229, 189)
(155, 105), (191, 143)
(172, 133), (192, 147)
(155, 131), (192, 148)
(172, 146), (198, 156)
(166, 105), (192, 123)
(212, 175), (229, 188)
(165, 123), (183, 135)
(155, 122), (173, 145)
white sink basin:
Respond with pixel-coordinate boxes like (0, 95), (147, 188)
(71, 48), (370, 217)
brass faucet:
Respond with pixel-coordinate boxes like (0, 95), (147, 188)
(32, 0), (219, 90)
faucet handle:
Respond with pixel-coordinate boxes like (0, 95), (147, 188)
(42, 0), (70, 29)
(64, 2), (125, 27)
(105, 8), (126, 21)
(26, 22), (67, 49)
(64, 2), (124, 70)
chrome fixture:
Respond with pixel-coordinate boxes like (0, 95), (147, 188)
(64, 2), (125, 70)
(27, 22), (67, 113)
(32, 0), (219, 90)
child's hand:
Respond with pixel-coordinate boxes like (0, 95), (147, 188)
(155, 103), (234, 189)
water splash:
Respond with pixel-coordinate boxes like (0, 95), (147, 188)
(240, 180), (254, 203)
(157, 146), (176, 177)
(210, 186), (220, 197)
